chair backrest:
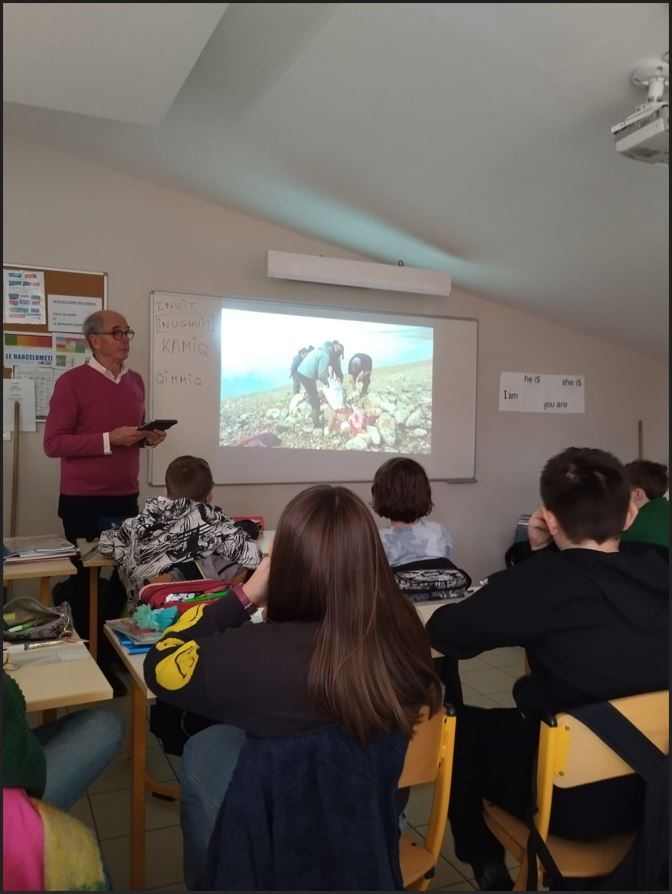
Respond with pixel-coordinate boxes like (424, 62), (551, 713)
(534, 690), (669, 839)
(398, 705), (457, 862)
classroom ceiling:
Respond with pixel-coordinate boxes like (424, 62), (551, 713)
(3, 3), (669, 357)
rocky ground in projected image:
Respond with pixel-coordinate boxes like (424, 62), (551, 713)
(220, 360), (432, 453)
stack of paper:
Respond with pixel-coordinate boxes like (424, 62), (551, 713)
(3, 535), (78, 564)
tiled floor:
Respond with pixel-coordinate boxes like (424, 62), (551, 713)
(43, 646), (526, 891)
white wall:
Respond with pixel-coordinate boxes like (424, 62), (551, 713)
(3, 134), (668, 581)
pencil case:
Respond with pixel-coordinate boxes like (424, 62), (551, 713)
(2, 597), (73, 642)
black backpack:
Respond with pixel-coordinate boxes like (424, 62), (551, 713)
(526, 700), (668, 891)
(392, 557), (471, 603)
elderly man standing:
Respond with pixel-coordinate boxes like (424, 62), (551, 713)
(44, 310), (167, 693)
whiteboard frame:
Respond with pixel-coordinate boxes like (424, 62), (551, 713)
(148, 289), (479, 486)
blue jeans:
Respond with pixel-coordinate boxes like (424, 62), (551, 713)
(33, 708), (125, 811)
(180, 724), (247, 890)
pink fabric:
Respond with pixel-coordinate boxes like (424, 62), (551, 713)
(44, 363), (145, 495)
(3, 788), (45, 891)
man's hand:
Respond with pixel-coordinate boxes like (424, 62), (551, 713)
(143, 429), (167, 448)
(527, 506), (553, 551)
(109, 426), (146, 448)
(242, 555), (271, 607)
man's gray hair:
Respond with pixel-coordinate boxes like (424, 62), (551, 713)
(82, 311), (105, 339)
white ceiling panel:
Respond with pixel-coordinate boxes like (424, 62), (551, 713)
(2, 3), (227, 125)
(2, 3), (669, 356)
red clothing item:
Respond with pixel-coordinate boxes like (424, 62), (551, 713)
(2, 788), (45, 891)
(44, 364), (145, 496)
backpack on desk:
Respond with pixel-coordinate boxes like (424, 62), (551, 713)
(392, 557), (471, 603)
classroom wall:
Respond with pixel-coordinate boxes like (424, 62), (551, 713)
(3, 134), (668, 581)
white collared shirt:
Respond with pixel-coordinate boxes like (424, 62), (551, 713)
(87, 357), (129, 453)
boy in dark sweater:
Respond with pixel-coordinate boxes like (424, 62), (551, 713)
(427, 447), (668, 890)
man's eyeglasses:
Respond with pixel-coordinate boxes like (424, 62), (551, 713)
(93, 329), (135, 341)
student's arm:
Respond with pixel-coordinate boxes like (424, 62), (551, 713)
(214, 521), (263, 569)
(98, 518), (134, 562)
(143, 560), (271, 720)
(426, 566), (544, 659)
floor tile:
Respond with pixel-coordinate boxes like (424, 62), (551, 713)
(487, 690), (518, 708)
(100, 826), (184, 892)
(91, 788), (180, 840)
(67, 794), (97, 833)
(405, 783), (435, 827)
(462, 691), (500, 709)
(458, 656), (490, 672)
(428, 856), (471, 888)
(166, 753), (181, 779)
(460, 667), (516, 695)
(479, 647), (525, 668)
(88, 746), (177, 795)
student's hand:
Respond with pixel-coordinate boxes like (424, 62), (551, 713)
(109, 426), (146, 448)
(527, 507), (552, 551)
(143, 429), (167, 447)
(242, 556), (271, 607)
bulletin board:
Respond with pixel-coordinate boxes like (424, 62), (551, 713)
(2, 264), (107, 421)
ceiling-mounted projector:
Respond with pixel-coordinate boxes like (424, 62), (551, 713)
(611, 59), (669, 165)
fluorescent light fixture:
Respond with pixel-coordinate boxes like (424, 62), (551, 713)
(267, 250), (452, 297)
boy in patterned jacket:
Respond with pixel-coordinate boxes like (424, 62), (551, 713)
(99, 455), (261, 610)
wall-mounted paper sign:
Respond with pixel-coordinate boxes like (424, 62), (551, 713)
(499, 372), (585, 413)
(47, 295), (102, 333)
(2, 378), (37, 432)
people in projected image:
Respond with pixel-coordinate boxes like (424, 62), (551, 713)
(289, 347), (309, 395)
(348, 352), (373, 395)
(297, 342), (335, 428)
(329, 340), (345, 381)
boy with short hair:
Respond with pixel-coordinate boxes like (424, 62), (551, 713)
(427, 447), (668, 890)
(621, 459), (669, 551)
(98, 455), (261, 609)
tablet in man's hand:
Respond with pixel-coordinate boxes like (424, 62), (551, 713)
(138, 419), (178, 431)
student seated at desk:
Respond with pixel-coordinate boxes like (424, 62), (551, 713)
(98, 455), (261, 610)
(3, 675), (122, 890)
(143, 485), (442, 891)
(372, 457), (455, 567)
(426, 447), (668, 890)
(621, 459), (669, 558)
(372, 457), (468, 706)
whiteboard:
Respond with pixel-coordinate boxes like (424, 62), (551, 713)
(148, 291), (477, 486)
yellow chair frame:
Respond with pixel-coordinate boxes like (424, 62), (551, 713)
(483, 690), (669, 890)
(398, 705), (458, 890)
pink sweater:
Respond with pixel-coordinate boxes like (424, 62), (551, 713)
(44, 364), (145, 496)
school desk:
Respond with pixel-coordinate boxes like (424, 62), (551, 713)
(3, 556), (77, 606)
(103, 623), (179, 891)
(5, 639), (112, 725)
(76, 539), (115, 662)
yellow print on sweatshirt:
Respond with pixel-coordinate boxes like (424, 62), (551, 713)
(162, 605), (206, 636)
(155, 641), (200, 690)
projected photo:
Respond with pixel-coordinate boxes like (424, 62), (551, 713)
(219, 308), (433, 453)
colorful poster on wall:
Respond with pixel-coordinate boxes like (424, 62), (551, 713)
(53, 332), (91, 368)
(3, 270), (46, 325)
(47, 294), (102, 333)
(3, 332), (54, 367)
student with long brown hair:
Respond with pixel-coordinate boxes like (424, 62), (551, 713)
(143, 484), (442, 890)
